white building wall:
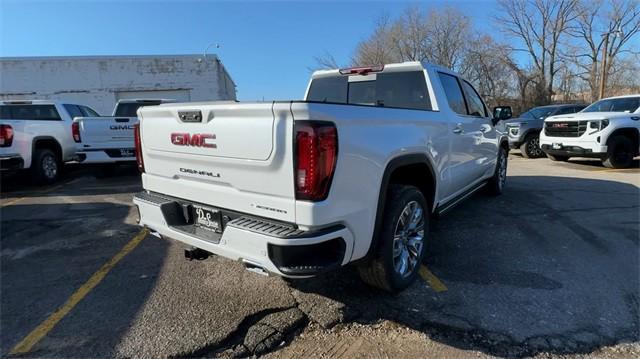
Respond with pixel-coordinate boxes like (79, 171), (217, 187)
(0, 55), (237, 115)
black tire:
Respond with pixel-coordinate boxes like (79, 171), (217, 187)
(547, 154), (569, 162)
(519, 134), (545, 159)
(358, 185), (429, 292)
(32, 148), (60, 184)
(486, 146), (508, 196)
(603, 135), (634, 169)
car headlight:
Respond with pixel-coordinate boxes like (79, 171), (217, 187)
(589, 119), (609, 131)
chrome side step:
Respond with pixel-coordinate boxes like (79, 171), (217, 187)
(435, 181), (487, 217)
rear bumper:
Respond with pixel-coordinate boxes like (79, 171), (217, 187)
(0, 154), (24, 172)
(76, 148), (135, 164)
(133, 191), (354, 277)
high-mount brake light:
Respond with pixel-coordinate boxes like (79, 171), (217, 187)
(338, 64), (384, 75)
(134, 123), (145, 172)
(294, 121), (338, 201)
(0, 124), (14, 147)
(71, 122), (81, 142)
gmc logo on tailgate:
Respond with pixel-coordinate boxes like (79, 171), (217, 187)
(171, 133), (216, 148)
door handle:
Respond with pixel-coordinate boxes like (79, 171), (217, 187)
(453, 123), (463, 134)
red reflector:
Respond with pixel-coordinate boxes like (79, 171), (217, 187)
(71, 122), (81, 143)
(295, 121), (338, 201)
(0, 124), (14, 147)
(134, 123), (145, 173)
(339, 64), (384, 75)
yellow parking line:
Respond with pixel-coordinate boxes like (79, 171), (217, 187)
(1, 181), (69, 208)
(9, 228), (149, 355)
(1, 197), (24, 207)
(419, 265), (448, 292)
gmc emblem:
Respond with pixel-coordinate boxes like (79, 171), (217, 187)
(171, 133), (216, 148)
(551, 123), (568, 128)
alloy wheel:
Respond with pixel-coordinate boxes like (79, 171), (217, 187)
(392, 201), (425, 278)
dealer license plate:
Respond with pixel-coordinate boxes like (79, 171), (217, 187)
(193, 205), (222, 233)
(120, 148), (134, 157)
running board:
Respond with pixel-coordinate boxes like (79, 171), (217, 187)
(435, 181), (487, 217)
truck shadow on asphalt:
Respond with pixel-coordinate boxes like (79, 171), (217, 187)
(0, 199), (168, 358)
(288, 175), (640, 357)
(1, 164), (141, 197)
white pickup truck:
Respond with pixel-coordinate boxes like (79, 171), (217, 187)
(133, 62), (510, 292)
(73, 99), (173, 164)
(540, 95), (640, 168)
(0, 100), (100, 184)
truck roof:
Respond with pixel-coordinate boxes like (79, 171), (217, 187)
(311, 61), (454, 79)
(116, 99), (176, 104)
(0, 100), (61, 105)
(599, 94), (640, 100)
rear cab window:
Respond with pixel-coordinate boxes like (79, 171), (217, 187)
(114, 101), (163, 117)
(0, 104), (62, 121)
(306, 70), (432, 111)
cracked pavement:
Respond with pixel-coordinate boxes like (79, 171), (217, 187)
(1, 157), (638, 358)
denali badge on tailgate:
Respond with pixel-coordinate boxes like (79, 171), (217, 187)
(171, 133), (216, 148)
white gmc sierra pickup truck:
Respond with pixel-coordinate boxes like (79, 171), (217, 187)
(0, 100), (100, 184)
(133, 62), (510, 292)
(540, 95), (640, 168)
(73, 99), (173, 164)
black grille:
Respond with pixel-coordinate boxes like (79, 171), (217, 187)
(544, 121), (587, 137)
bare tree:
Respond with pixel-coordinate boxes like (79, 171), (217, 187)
(496, 0), (580, 104)
(569, 0), (640, 101)
(352, 15), (401, 66)
(311, 51), (340, 71)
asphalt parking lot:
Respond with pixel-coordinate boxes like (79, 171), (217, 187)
(1, 156), (639, 358)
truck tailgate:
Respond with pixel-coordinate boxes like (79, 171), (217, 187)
(76, 116), (137, 148)
(138, 102), (296, 222)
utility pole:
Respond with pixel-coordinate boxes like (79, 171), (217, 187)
(599, 25), (623, 100)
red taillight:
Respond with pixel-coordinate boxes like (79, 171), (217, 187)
(338, 64), (384, 75)
(295, 121), (338, 201)
(71, 122), (81, 143)
(0, 124), (14, 147)
(134, 123), (145, 173)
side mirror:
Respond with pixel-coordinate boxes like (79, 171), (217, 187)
(492, 106), (512, 126)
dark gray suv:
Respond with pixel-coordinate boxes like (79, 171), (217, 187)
(505, 104), (586, 158)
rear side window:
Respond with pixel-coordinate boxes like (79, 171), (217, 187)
(0, 105), (62, 121)
(306, 71), (431, 111)
(438, 73), (467, 115)
(63, 104), (83, 119)
(80, 105), (100, 117)
(460, 80), (487, 117)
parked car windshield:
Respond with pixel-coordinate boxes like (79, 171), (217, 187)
(520, 106), (556, 119)
(114, 101), (162, 117)
(582, 97), (640, 113)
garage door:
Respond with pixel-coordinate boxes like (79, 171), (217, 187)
(115, 89), (191, 103)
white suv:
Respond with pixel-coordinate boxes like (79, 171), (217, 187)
(540, 95), (640, 168)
